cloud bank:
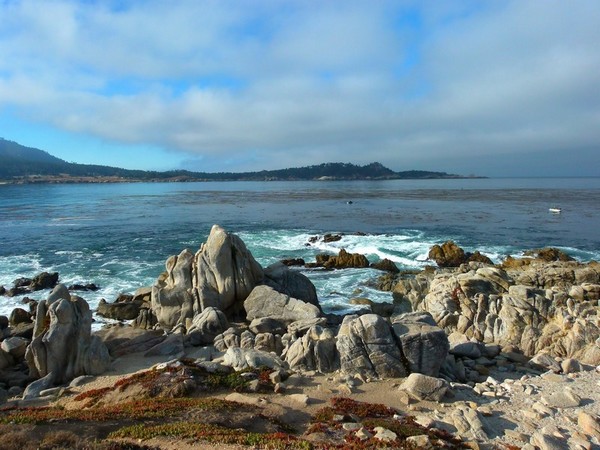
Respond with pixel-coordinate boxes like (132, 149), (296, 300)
(0, 0), (599, 175)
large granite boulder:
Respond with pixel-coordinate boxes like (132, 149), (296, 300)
(194, 224), (264, 313)
(96, 325), (166, 357)
(222, 347), (284, 371)
(336, 314), (407, 379)
(400, 373), (449, 401)
(186, 306), (229, 346)
(244, 285), (321, 324)
(24, 285), (110, 398)
(151, 225), (264, 330)
(151, 249), (196, 330)
(97, 294), (145, 321)
(263, 263), (320, 309)
(284, 325), (339, 373)
(392, 312), (449, 377)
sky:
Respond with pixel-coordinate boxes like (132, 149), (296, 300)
(0, 0), (599, 177)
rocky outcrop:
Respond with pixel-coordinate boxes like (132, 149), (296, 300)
(391, 257), (600, 363)
(24, 285), (110, 398)
(428, 241), (493, 267)
(428, 241), (468, 267)
(151, 225), (264, 330)
(4, 272), (60, 297)
(371, 258), (399, 273)
(314, 249), (370, 270)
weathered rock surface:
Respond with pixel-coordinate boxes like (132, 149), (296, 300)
(337, 314), (407, 378)
(244, 285), (321, 324)
(428, 241), (468, 267)
(24, 285), (110, 398)
(371, 258), (399, 273)
(263, 263), (320, 308)
(9, 307), (32, 327)
(97, 294), (145, 321)
(316, 249), (370, 270)
(151, 225), (264, 330)
(96, 325), (166, 357)
(5, 272), (60, 297)
(400, 372), (448, 401)
(429, 241), (494, 267)
(284, 325), (339, 373)
(390, 258), (600, 362)
(451, 405), (489, 441)
(186, 306), (229, 346)
(392, 312), (449, 377)
(222, 347), (284, 371)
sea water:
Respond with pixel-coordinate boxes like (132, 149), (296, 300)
(1, 178), (599, 325)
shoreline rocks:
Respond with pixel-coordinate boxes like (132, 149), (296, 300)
(1, 228), (598, 449)
(23, 284), (110, 398)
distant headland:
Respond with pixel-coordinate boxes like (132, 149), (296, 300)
(0, 137), (482, 184)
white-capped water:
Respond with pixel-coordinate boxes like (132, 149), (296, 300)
(1, 178), (599, 325)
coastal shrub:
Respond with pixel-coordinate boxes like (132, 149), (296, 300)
(109, 422), (312, 449)
(38, 430), (79, 449)
(0, 397), (242, 424)
(0, 424), (158, 450)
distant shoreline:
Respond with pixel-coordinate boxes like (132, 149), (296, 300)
(0, 174), (486, 185)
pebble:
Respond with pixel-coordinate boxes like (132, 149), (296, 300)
(342, 422), (361, 431)
(477, 406), (493, 416)
(373, 426), (397, 442)
(406, 435), (433, 449)
(541, 389), (581, 408)
(289, 393), (310, 406)
(578, 411), (600, 438)
(414, 415), (435, 428)
(397, 389), (412, 405)
(532, 402), (554, 417)
(337, 384), (353, 395)
(522, 409), (543, 420)
(355, 427), (372, 441)
(504, 429), (529, 442)
(542, 372), (567, 383)
(531, 431), (569, 450)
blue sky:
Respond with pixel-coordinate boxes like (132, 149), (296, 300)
(0, 0), (599, 176)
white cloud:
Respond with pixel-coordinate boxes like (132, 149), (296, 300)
(0, 0), (599, 175)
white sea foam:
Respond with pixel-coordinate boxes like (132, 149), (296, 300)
(2, 228), (599, 324)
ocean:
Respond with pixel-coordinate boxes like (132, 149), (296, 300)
(1, 178), (599, 326)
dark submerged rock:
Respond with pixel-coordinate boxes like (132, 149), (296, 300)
(9, 307), (32, 327)
(68, 283), (100, 291)
(29, 272), (59, 291)
(428, 241), (467, 267)
(371, 258), (400, 273)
